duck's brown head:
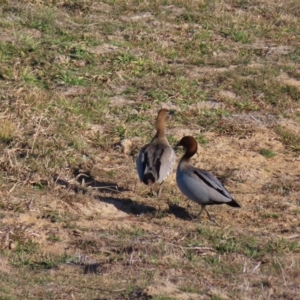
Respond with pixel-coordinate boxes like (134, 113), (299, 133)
(175, 136), (198, 159)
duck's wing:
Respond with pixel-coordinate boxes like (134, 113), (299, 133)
(136, 144), (150, 182)
(193, 169), (232, 199)
(193, 168), (240, 207)
(157, 145), (175, 182)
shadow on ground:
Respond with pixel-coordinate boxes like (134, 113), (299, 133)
(54, 170), (193, 221)
(83, 263), (103, 274)
(73, 168), (129, 193)
(98, 197), (194, 221)
(54, 168), (129, 194)
(99, 197), (156, 215)
(166, 203), (193, 221)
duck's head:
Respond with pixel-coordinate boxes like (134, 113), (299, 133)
(157, 108), (173, 122)
(175, 136), (198, 159)
(156, 109), (174, 137)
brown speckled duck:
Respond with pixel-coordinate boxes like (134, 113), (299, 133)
(136, 109), (175, 196)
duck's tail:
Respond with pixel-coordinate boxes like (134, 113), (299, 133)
(143, 172), (156, 185)
(227, 199), (241, 208)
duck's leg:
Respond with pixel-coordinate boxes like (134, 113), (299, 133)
(189, 205), (205, 222)
(204, 206), (211, 220)
(204, 207), (220, 227)
(157, 180), (165, 198)
(196, 205), (205, 220)
(150, 185), (156, 196)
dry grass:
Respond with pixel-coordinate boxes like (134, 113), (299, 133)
(1, 0), (300, 299)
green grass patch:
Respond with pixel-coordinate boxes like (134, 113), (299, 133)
(258, 148), (276, 158)
(275, 126), (300, 151)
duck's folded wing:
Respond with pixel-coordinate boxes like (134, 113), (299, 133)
(158, 146), (175, 181)
(193, 169), (233, 200)
(137, 145), (164, 181)
(136, 147), (148, 181)
(147, 145), (164, 179)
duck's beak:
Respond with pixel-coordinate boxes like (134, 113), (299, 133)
(167, 109), (175, 116)
(166, 109), (175, 121)
(174, 141), (182, 150)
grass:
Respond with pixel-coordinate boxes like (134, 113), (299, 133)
(0, 120), (16, 143)
(195, 134), (208, 145)
(259, 148), (276, 158)
(275, 126), (300, 152)
(0, 0), (300, 299)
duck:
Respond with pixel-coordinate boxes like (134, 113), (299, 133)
(175, 136), (240, 221)
(136, 109), (175, 196)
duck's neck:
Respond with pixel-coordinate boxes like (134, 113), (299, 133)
(155, 119), (166, 139)
(180, 145), (197, 163)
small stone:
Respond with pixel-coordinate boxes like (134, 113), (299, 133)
(120, 139), (132, 155)
(73, 60), (85, 67)
(130, 109), (139, 115)
(9, 242), (16, 250)
(53, 54), (70, 65)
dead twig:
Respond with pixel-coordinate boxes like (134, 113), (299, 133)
(31, 117), (42, 154)
(274, 257), (287, 286)
(251, 261), (261, 274)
